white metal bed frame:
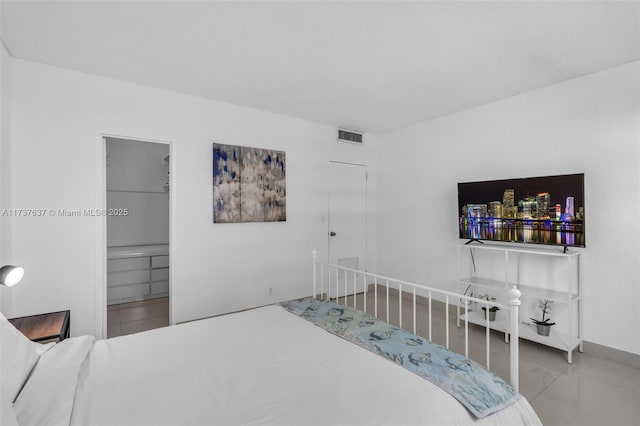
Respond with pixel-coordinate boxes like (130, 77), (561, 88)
(311, 251), (522, 391)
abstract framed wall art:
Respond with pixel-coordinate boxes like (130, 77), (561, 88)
(213, 143), (286, 223)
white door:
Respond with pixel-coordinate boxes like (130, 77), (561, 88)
(328, 161), (367, 297)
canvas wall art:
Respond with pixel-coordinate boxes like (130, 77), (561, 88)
(213, 143), (286, 223)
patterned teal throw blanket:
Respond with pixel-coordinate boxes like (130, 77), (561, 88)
(280, 297), (520, 419)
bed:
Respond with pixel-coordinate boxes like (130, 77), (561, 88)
(1, 254), (541, 426)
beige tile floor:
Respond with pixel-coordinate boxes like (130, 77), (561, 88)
(107, 297), (169, 338)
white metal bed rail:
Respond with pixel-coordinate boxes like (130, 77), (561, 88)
(311, 251), (521, 391)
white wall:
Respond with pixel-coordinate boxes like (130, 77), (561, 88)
(106, 138), (169, 193)
(106, 138), (170, 247)
(377, 61), (640, 355)
(0, 43), (13, 312)
(6, 57), (378, 335)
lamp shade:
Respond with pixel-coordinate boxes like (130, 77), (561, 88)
(0, 265), (24, 287)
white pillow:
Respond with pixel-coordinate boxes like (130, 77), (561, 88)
(0, 312), (53, 405)
(14, 335), (95, 426)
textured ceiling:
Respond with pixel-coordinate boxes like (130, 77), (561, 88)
(2, 1), (639, 133)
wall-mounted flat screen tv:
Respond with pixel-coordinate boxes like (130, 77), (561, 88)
(458, 173), (585, 247)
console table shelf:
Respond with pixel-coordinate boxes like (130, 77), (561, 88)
(459, 277), (579, 304)
(457, 243), (583, 363)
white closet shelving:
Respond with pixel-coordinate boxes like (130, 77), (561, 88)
(107, 247), (169, 305)
(163, 154), (170, 195)
(457, 243), (583, 363)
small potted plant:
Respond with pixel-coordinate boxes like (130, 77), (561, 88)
(479, 294), (499, 321)
(531, 299), (556, 336)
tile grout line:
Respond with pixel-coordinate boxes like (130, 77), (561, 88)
(108, 297), (169, 337)
(527, 361), (571, 404)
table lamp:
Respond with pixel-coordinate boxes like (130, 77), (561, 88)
(0, 265), (24, 287)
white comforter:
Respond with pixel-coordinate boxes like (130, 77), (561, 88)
(14, 305), (541, 426)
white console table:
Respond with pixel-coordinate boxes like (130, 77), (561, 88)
(457, 243), (582, 363)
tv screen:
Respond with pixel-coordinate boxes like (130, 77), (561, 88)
(458, 173), (585, 247)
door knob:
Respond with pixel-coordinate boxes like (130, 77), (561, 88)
(329, 231), (336, 237)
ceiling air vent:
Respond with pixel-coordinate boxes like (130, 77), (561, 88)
(337, 129), (363, 144)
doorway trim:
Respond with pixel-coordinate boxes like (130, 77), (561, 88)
(95, 133), (175, 339)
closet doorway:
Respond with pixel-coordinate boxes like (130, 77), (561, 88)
(104, 137), (171, 338)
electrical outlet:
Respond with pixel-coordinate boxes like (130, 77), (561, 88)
(268, 287), (273, 296)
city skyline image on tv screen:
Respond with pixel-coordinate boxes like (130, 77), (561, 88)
(458, 173), (585, 247)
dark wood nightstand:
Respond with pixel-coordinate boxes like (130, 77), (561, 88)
(8, 310), (70, 344)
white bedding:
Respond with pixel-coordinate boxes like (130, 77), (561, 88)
(14, 305), (541, 426)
